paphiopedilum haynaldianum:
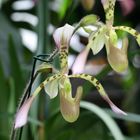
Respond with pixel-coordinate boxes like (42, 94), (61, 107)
(14, 23), (126, 129)
(77, 0), (140, 73)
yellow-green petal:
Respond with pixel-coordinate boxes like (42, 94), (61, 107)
(68, 74), (126, 115)
(114, 26), (140, 46)
(60, 86), (83, 123)
(87, 26), (106, 54)
(107, 38), (128, 73)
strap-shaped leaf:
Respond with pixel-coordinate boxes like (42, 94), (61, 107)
(68, 74), (126, 115)
(87, 26), (106, 54)
(114, 26), (140, 46)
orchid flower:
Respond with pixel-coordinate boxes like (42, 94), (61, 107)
(80, 0), (140, 73)
(14, 23), (126, 129)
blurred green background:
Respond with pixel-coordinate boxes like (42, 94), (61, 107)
(0, 0), (140, 140)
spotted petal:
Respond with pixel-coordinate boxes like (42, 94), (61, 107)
(68, 74), (126, 115)
(114, 26), (140, 46)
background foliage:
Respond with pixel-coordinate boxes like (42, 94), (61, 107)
(0, 0), (140, 140)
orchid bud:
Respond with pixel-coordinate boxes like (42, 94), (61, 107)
(79, 14), (99, 27)
(81, 0), (95, 11)
(14, 96), (35, 129)
(53, 24), (74, 48)
(107, 38), (128, 73)
(60, 86), (83, 123)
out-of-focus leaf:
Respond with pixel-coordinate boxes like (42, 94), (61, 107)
(0, 12), (22, 76)
(0, 60), (10, 138)
(80, 101), (125, 140)
(0, 60), (9, 111)
(8, 77), (16, 114)
(105, 109), (140, 123)
(58, 0), (72, 19)
(8, 35), (24, 100)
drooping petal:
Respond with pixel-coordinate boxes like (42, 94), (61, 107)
(68, 74), (126, 115)
(14, 96), (35, 129)
(60, 86), (83, 123)
(114, 26), (140, 46)
(53, 24), (75, 48)
(109, 100), (127, 115)
(87, 26), (106, 54)
(106, 38), (128, 73)
(72, 47), (90, 74)
(44, 78), (59, 99)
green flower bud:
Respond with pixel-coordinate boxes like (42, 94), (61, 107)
(79, 14), (99, 27)
(81, 0), (95, 11)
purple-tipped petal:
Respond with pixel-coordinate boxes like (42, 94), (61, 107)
(53, 24), (75, 48)
(110, 102), (127, 115)
(14, 96), (34, 129)
(72, 48), (90, 74)
(104, 96), (127, 115)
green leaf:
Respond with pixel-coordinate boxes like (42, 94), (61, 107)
(80, 101), (125, 140)
(69, 74), (126, 115)
(58, 0), (72, 19)
(8, 35), (24, 100)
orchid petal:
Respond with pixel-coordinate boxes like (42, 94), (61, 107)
(14, 96), (35, 129)
(106, 38), (128, 73)
(101, 0), (116, 24)
(68, 74), (126, 115)
(72, 47), (90, 74)
(44, 78), (59, 99)
(53, 24), (75, 48)
(114, 26), (140, 46)
(60, 86), (83, 123)
(87, 26), (106, 54)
